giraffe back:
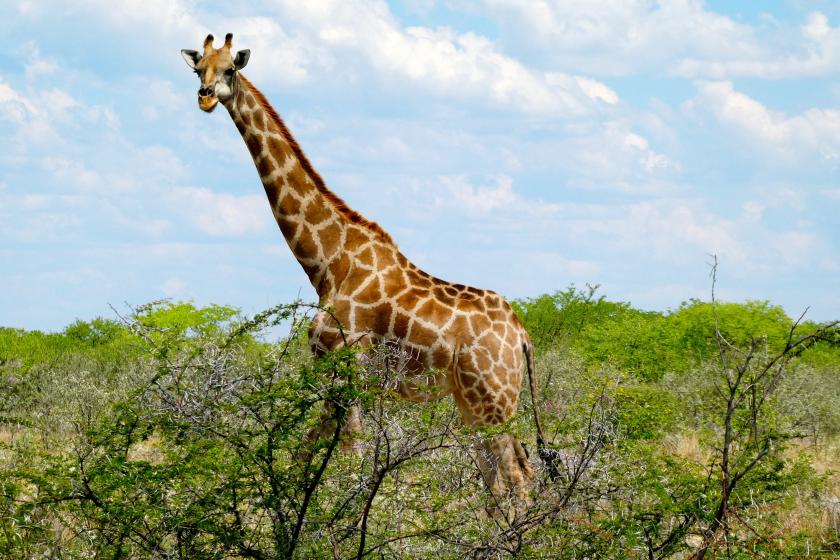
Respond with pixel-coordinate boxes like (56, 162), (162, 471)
(309, 224), (529, 426)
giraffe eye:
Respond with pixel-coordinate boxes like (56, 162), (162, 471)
(224, 68), (235, 76)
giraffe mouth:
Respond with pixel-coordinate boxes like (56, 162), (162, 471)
(198, 95), (219, 113)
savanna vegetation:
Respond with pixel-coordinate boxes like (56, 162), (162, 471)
(1, 279), (839, 558)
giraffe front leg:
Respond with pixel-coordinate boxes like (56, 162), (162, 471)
(339, 403), (363, 455)
(299, 402), (364, 463)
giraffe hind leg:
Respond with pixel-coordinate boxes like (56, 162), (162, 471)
(452, 388), (535, 519)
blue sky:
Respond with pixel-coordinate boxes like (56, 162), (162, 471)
(1, 0), (839, 331)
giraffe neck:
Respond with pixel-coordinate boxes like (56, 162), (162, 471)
(225, 74), (393, 301)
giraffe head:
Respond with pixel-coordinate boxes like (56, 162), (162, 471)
(181, 33), (250, 113)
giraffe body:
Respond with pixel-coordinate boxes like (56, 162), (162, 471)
(181, 34), (543, 508)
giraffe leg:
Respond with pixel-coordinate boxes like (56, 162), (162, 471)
(453, 391), (534, 519)
(475, 434), (535, 518)
(299, 402), (363, 462)
(339, 403), (363, 455)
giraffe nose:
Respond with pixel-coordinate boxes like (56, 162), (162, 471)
(198, 86), (214, 97)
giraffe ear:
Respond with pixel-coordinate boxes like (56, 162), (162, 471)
(234, 49), (250, 70)
(181, 49), (201, 69)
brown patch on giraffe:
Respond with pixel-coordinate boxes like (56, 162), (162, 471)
(240, 109), (253, 128)
(498, 392), (510, 409)
(415, 298), (453, 328)
(276, 214), (298, 240)
(487, 309), (506, 322)
(459, 371), (479, 389)
(405, 268), (422, 282)
(245, 133), (263, 158)
(279, 193), (302, 215)
(353, 301), (393, 333)
(317, 275), (333, 297)
(301, 261), (320, 283)
(430, 286), (454, 306)
(246, 93), (257, 109)
(345, 226), (371, 249)
(331, 298), (352, 324)
(459, 350), (478, 373)
(381, 267), (406, 295)
(392, 311), (411, 339)
(395, 289), (427, 313)
(408, 320), (439, 349)
(355, 276), (383, 305)
(318, 222), (342, 259)
(286, 163), (314, 194)
(444, 286), (459, 298)
(486, 375), (502, 392)
(470, 314), (492, 336)
(295, 226), (319, 259)
(445, 314), (470, 340)
(431, 346), (451, 369)
(356, 246), (375, 268)
(261, 177), (281, 209)
(372, 244), (397, 268)
(239, 74), (394, 244)
(303, 199), (332, 225)
(255, 153), (276, 178)
(342, 265), (373, 297)
(252, 108), (267, 132)
(474, 348), (492, 372)
(456, 297), (484, 313)
(502, 343), (515, 366)
(267, 136), (289, 168)
(329, 254), (351, 288)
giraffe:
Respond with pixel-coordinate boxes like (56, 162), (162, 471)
(181, 33), (548, 507)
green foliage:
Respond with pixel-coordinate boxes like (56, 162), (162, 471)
(0, 293), (837, 558)
(511, 284), (628, 351)
(514, 286), (815, 382)
(615, 384), (679, 441)
(132, 300), (239, 337)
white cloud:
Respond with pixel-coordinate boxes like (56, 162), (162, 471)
(0, 81), (38, 123)
(14, 0), (618, 115)
(161, 276), (186, 296)
(480, 2), (840, 80)
(687, 81), (840, 161)
(40, 157), (101, 189)
(673, 11), (840, 79)
(166, 187), (272, 236)
(437, 175), (518, 213)
(481, 0), (761, 77)
(267, 0), (617, 115)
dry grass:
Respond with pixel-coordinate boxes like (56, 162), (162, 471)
(126, 434), (165, 464)
(775, 438), (840, 546)
(663, 431), (711, 465)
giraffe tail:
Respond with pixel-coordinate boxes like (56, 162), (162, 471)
(524, 338), (561, 480)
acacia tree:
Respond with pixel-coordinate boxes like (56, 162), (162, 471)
(690, 258), (840, 559)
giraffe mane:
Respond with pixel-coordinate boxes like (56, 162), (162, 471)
(237, 74), (394, 245)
